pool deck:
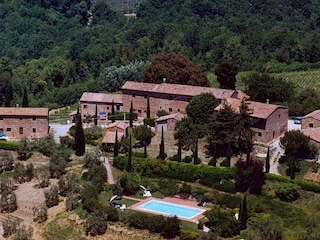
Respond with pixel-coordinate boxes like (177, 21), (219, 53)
(128, 196), (210, 223)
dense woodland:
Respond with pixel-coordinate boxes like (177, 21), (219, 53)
(0, 0), (319, 110)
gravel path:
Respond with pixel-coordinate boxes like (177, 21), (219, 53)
(102, 156), (115, 184)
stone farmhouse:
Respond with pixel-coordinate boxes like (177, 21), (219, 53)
(102, 121), (128, 150)
(301, 110), (320, 129)
(215, 98), (289, 144)
(80, 92), (123, 123)
(155, 112), (185, 132)
(0, 107), (49, 141)
(121, 81), (248, 118)
(301, 128), (320, 150)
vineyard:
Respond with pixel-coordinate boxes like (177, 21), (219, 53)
(208, 70), (320, 94)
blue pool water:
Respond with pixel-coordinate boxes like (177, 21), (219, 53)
(137, 200), (205, 219)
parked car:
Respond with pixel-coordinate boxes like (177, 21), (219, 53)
(294, 116), (302, 124)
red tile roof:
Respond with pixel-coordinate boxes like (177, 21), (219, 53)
(301, 128), (320, 143)
(80, 92), (123, 104)
(215, 98), (288, 119)
(303, 110), (320, 120)
(102, 131), (124, 144)
(155, 112), (186, 122)
(121, 81), (248, 100)
(107, 121), (128, 130)
(0, 107), (48, 117)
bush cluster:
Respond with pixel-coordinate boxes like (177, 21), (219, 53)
(0, 141), (19, 151)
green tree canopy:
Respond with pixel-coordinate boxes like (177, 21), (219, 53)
(214, 60), (239, 90)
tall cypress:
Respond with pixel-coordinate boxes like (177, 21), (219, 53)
(114, 130), (119, 157)
(146, 97), (150, 118)
(111, 100), (115, 123)
(126, 134), (132, 172)
(193, 137), (199, 165)
(159, 127), (165, 160)
(177, 133), (182, 162)
(239, 195), (248, 230)
(74, 110), (85, 156)
(129, 101), (133, 128)
(265, 146), (270, 173)
(22, 86), (29, 107)
(94, 104), (98, 126)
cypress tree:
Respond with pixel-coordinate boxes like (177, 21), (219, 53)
(177, 133), (182, 162)
(193, 137), (199, 165)
(239, 195), (248, 230)
(126, 135), (132, 172)
(94, 104), (98, 126)
(146, 97), (150, 118)
(129, 101), (133, 128)
(159, 127), (165, 160)
(265, 146), (270, 173)
(74, 110), (85, 156)
(114, 130), (119, 157)
(22, 86), (29, 107)
(111, 100), (115, 123)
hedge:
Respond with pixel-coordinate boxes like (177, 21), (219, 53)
(0, 141), (19, 151)
(266, 173), (320, 193)
(113, 156), (236, 186)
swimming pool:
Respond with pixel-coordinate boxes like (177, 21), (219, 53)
(136, 199), (205, 219)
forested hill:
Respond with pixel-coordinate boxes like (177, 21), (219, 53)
(0, 0), (319, 108)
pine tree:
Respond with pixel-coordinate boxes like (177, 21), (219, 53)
(239, 195), (248, 230)
(265, 146), (270, 173)
(129, 101), (133, 128)
(159, 127), (166, 160)
(94, 104), (98, 126)
(22, 87), (29, 107)
(146, 97), (150, 118)
(114, 130), (119, 158)
(74, 110), (85, 156)
(126, 135), (132, 172)
(111, 100), (115, 123)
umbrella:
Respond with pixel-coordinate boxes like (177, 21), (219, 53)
(140, 185), (146, 191)
(109, 195), (118, 202)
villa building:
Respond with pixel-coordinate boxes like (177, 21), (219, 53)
(0, 107), (49, 141)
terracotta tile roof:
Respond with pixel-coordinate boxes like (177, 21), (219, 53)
(0, 107), (48, 117)
(303, 110), (320, 120)
(301, 128), (320, 143)
(80, 92), (123, 104)
(102, 131), (124, 144)
(156, 112), (186, 122)
(106, 121), (128, 130)
(121, 81), (248, 100)
(215, 98), (288, 119)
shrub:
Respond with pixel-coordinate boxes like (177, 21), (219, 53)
(144, 118), (155, 127)
(213, 179), (236, 193)
(275, 182), (300, 202)
(44, 186), (59, 208)
(216, 193), (242, 209)
(161, 216), (181, 239)
(2, 217), (20, 238)
(183, 156), (193, 163)
(0, 192), (18, 213)
(159, 179), (179, 196)
(60, 136), (74, 149)
(0, 150), (14, 173)
(12, 225), (33, 240)
(84, 126), (103, 141)
(147, 215), (165, 233)
(65, 193), (81, 211)
(180, 230), (200, 240)
(127, 212), (149, 229)
(85, 210), (108, 236)
(0, 141), (19, 151)
(32, 205), (48, 223)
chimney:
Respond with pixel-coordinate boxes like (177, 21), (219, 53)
(16, 104), (19, 108)
(163, 78), (166, 83)
(266, 99), (269, 104)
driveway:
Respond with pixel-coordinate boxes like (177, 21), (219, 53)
(49, 123), (72, 143)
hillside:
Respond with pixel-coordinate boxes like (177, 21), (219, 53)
(0, 0), (319, 109)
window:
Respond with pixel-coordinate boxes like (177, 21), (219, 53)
(32, 117), (36, 121)
(107, 107), (110, 110)
(178, 109), (180, 112)
(138, 110), (141, 113)
(144, 96), (147, 99)
(33, 128), (36, 133)
(132, 95), (136, 97)
(19, 127), (23, 134)
(116, 105), (120, 111)
(0, 128), (3, 133)
(169, 108), (172, 112)
(0, 116), (3, 120)
(6, 128), (11, 132)
(309, 123), (314, 128)
(83, 105), (87, 109)
(258, 132), (262, 137)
